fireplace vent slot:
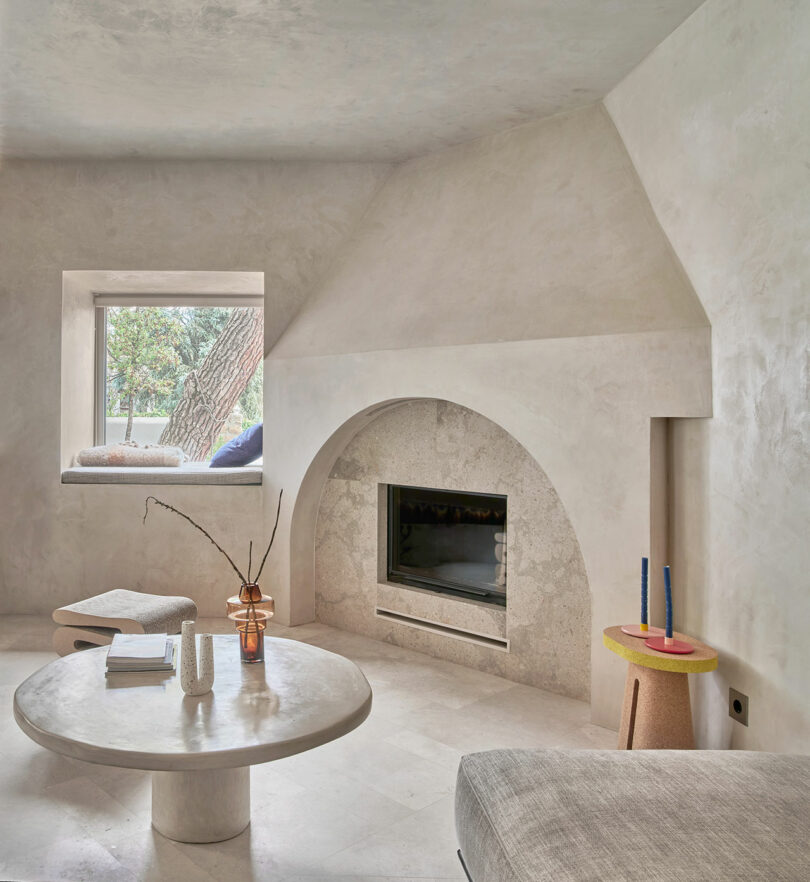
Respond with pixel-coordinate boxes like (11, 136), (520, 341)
(375, 607), (509, 651)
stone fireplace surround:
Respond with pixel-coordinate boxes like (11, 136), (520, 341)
(314, 400), (591, 700)
(262, 327), (712, 729)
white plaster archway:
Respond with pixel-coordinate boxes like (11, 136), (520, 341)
(290, 397), (420, 622)
(311, 397), (593, 698)
(262, 327), (711, 726)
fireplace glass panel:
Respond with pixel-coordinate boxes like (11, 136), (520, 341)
(387, 484), (506, 606)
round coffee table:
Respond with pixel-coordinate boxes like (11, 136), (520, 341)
(14, 634), (372, 843)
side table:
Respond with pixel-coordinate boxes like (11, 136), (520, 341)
(603, 625), (718, 749)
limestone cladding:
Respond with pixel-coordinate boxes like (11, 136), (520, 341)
(314, 400), (590, 701)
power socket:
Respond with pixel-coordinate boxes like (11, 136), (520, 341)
(729, 687), (749, 726)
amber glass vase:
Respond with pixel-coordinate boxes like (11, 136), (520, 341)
(226, 582), (274, 664)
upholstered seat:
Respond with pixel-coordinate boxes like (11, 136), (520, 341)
(455, 748), (810, 882)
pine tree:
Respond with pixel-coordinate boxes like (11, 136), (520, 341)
(106, 307), (182, 441)
(158, 308), (263, 460)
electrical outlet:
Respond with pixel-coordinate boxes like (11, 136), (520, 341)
(729, 687), (749, 726)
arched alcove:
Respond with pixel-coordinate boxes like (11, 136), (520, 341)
(294, 398), (591, 700)
(264, 325), (710, 726)
(288, 397), (417, 624)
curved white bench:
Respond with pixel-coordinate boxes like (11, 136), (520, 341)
(52, 588), (197, 655)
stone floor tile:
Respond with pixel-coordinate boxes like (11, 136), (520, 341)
(103, 827), (219, 882)
(320, 797), (466, 879)
(2, 615), (611, 881)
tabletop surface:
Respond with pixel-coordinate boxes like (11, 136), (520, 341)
(14, 635), (372, 771)
(603, 625), (718, 673)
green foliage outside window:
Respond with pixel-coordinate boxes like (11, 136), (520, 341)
(106, 307), (183, 430)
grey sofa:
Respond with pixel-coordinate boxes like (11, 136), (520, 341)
(455, 749), (810, 881)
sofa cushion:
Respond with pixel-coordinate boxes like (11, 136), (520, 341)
(455, 748), (810, 882)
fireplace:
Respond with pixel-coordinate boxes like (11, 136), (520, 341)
(387, 484), (507, 606)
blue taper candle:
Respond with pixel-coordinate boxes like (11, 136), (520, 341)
(641, 557), (649, 627)
(663, 565), (673, 638)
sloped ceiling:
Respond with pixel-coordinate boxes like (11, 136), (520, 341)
(0, 0), (703, 160)
(272, 104), (708, 358)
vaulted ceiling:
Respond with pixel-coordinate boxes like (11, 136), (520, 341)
(0, 0), (703, 161)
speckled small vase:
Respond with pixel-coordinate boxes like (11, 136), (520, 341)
(180, 620), (214, 696)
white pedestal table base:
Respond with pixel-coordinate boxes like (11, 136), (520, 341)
(152, 766), (250, 843)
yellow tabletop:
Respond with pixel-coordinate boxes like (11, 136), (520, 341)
(603, 625), (718, 674)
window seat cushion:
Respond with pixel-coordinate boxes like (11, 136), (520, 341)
(77, 442), (185, 467)
(62, 463), (261, 485)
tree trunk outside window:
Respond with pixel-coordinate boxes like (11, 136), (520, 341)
(159, 308), (263, 461)
(125, 396), (135, 442)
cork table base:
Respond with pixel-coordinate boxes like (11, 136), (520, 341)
(619, 663), (695, 749)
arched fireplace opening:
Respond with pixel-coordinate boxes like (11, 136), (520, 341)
(310, 399), (591, 701)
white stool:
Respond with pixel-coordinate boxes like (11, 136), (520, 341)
(52, 589), (197, 656)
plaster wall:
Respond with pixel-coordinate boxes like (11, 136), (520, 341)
(314, 399), (591, 700)
(606, 0), (810, 751)
(0, 100), (717, 731)
(263, 327), (711, 729)
(264, 104), (711, 726)
(0, 159), (389, 615)
(273, 104), (707, 356)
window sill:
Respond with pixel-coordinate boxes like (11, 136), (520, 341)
(61, 464), (262, 486)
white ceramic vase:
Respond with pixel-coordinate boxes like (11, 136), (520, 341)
(180, 620), (214, 696)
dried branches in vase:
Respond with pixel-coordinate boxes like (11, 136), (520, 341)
(143, 490), (283, 663)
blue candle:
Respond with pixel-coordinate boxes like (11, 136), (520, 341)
(663, 565), (673, 638)
(641, 557), (649, 626)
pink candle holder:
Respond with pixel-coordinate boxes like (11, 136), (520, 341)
(644, 635), (694, 654)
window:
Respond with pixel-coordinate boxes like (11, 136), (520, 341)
(96, 295), (263, 463)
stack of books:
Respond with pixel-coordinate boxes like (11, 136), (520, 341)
(105, 633), (176, 674)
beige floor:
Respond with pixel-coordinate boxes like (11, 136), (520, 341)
(0, 615), (614, 881)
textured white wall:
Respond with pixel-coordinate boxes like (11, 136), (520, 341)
(274, 104), (707, 357)
(0, 93), (725, 735)
(0, 159), (389, 615)
(263, 104), (711, 726)
(606, 0), (810, 751)
(264, 330), (710, 728)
